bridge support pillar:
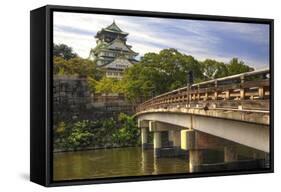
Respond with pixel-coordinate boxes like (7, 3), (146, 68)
(224, 146), (238, 162)
(139, 120), (151, 149)
(153, 132), (162, 157)
(168, 130), (174, 146)
(264, 153), (270, 168)
(172, 130), (181, 155)
(189, 149), (204, 172)
(141, 127), (150, 149)
(172, 130), (181, 147)
(181, 129), (195, 151)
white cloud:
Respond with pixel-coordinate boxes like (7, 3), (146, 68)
(54, 30), (94, 58)
(53, 11), (269, 69)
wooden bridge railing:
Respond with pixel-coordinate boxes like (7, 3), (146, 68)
(136, 68), (270, 112)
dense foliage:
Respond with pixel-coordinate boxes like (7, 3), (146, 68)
(53, 113), (139, 151)
(113, 113), (139, 144)
(53, 43), (78, 60)
(121, 49), (253, 102)
(227, 58), (254, 75)
(53, 45), (253, 101)
(53, 56), (104, 79)
(94, 76), (123, 94)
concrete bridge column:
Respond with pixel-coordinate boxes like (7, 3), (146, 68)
(138, 120), (150, 149)
(189, 149), (204, 172)
(169, 130), (181, 147)
(181, 129), (195, 151)
(264, 153), (270, 168)
(168, 130), (174, 146)
(224, 146), (238, 162)
(149, 121), (192, 157)
(181, 129), (196, 160)
(172, 130), (181, 148)
(141, 127), (149, 149)
(149, 121), (163, 157)
(172, 130), (181, 155)
(153, 131), (162, 157)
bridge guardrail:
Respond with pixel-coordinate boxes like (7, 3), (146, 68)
(137, 68), (270, 112)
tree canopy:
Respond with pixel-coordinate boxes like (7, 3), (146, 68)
(200, 59), (229, 80)
(94, 77), (123, 94)
(53, 44), (254, 102)
(53, 43), (78, 60)
(120, 49), (254, 103)
(121, 49), (202, 102)
(227, 58), (254, 75)
(53, 56), (104, 79)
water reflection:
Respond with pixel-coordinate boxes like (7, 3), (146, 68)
(53, 132), (269, 181)
(189, 149), (204, 172)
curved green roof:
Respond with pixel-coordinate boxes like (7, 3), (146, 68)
(99, 21), (129, 35)
(106, 21), (122, 32)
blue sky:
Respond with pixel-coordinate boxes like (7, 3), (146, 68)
(54, 12), (270, 69)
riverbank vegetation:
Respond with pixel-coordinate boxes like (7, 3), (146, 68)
(53, 113), (139, 152)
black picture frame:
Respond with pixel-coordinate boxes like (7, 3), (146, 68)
(30, 5), (274, 187)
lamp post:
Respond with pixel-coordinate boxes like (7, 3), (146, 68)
(187, 70), (194, 88)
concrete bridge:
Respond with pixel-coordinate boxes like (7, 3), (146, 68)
(135, 68), (270, 162)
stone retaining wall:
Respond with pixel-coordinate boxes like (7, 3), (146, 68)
(53, 76), (133, 124)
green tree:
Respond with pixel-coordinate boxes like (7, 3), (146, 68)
(53, 56), (104, 79)
(53, 56), (67, 75)
(113, 113), (139, 145)
(201, 59), (229, 80)
(227, 58), (254, 75)
(65, 120), (94, 149)
(53, 43), (78, 60)
(95, 77), (123, 94)
(122, 48), (202, 103)
(53, 114), (140, 151)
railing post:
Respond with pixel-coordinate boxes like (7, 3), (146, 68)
(204, 91), (208, 101)
(240, 88), (245, 100)
(186, 88), (190, 105)
(214, 80), (218, 100)
(197, 85), (200, 101)
(240, 75), (245, 100)
(225, 90), (230, 100)
(240, 75), (245, 84)
(258, 87), (264, 99)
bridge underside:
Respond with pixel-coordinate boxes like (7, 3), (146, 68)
(137, 111), (269, 153)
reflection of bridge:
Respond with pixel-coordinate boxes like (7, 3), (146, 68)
(135, 69), (270, 162)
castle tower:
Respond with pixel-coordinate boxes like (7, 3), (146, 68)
(89, 21), (138, 79)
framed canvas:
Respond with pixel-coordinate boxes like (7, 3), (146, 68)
(30, 5), (274, 187)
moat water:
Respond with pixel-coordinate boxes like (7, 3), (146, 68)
(53, 140), (269, 181)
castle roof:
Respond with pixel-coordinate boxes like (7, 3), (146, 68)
(92, 36), (138, 56)
(107, 36), (138, 55)
(97, 21), (128, 36)
(101, 56), (133, 69)
(106, 21), (124, 32)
